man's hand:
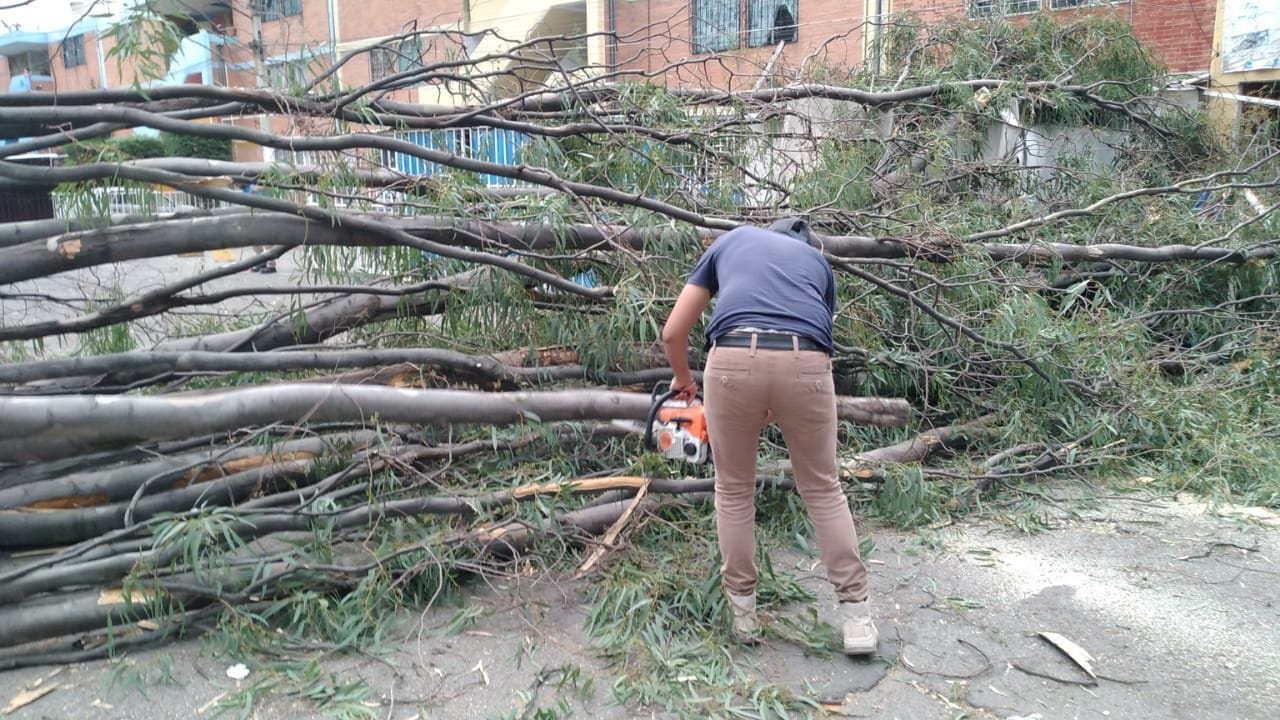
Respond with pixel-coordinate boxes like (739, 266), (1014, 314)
(672, 377), (698, 401)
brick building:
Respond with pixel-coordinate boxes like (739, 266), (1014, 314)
(604, 0), (866, 91)
(0, 0), (590, 160)
(2, 1), (1219, 113)
(598, 0), (1217, 90)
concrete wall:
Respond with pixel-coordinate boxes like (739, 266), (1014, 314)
(739, 94), (1126, 208)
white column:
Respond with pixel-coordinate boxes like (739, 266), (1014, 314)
(585, 0), (609, 75)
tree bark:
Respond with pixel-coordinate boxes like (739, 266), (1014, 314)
(22, 285), (464, 392)
(0, 432), (378, 508)
(0, 588), (184, 650)
(0, 460), (321, 547)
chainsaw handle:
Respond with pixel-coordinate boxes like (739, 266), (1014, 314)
(642, 386), (679, 451)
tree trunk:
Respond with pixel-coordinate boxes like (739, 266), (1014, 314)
(0, 386), (912, 462)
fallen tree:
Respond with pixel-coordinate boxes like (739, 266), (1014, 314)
(2, 211), (1275, 289)
(0, 11), (1275, 692)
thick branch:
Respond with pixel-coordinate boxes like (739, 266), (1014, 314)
(0, 348), (682, 388)
(0, 432), (379, 509)
(0, 386), (911, 461)
(2, 212), (1272, 292)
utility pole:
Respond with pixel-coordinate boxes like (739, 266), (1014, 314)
(250, 3), (272, 163)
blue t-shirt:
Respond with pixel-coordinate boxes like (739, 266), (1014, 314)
(686, 225), (836, 354)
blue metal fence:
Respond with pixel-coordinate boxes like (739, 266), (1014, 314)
(471, 128), (526, 187)
(389, 127), (527, 187)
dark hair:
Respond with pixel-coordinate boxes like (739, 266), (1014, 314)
(767, 217), (814, 246)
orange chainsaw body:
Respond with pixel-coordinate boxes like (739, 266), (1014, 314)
(651, 399), (711, 464)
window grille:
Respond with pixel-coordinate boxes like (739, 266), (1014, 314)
(61, 36), (86, 68)
(370, 46), (395, 80)
(254, 0), (302, 21)
(747, 0), (799, 48)
(692, 0), (740, 53)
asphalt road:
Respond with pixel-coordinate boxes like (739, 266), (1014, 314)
(1, 247), (309, 356)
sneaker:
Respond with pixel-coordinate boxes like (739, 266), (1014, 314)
(726, 591), (761, 645)
(259, 262), (277, 274)
(840, 599), (878, 655)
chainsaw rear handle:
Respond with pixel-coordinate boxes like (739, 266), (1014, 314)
(642, 381), (700, 451)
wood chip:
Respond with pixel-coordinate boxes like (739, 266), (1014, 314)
(572, 480), (649, 580)
(196, 691), (227, 715)
(3, 683), (58, 714)
(513, 475), (648, 499)
(96, 587), (156, 606)
(1038, 631), (1097, 679)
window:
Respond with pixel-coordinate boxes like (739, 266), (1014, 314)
(397, 38), (423, 72)
(370, 46), (395, 80)
(267, 59), (309, 88)
(967, 0), (1040, 17)
(253, 0), (301, 22)
(61, 35), (86, 68)
(747, 0), (798, 47)
(692, 0), (740, 53)
(1049, 0), (1101, 8)
(693, 1), (801, 54)
(6, 50), (52, 76)
(968, 0), (996, 15)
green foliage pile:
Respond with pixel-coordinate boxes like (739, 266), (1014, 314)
(66, 134), (164, 164)
(65, 132), (231, 163)
(159, 132), (233, 161)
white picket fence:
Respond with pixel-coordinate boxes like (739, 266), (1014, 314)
(51, 186), (228, 219)
(51, 185), (415, 220)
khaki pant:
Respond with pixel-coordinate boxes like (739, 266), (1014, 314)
(703, 339), (869, 603)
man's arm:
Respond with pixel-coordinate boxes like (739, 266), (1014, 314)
(823, 262), (837, 315)
(661, 283), (711, 400)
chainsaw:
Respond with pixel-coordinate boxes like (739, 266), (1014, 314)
(642, 382), (711, 464)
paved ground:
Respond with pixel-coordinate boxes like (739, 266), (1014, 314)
(1, 491), (1276, 719)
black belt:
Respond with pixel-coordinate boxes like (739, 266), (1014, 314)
(714, 332), (824, 353)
